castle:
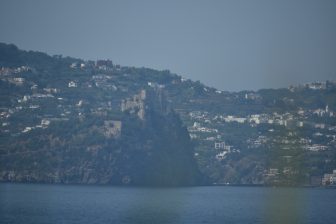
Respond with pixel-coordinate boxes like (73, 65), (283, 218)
(120, 89), (169, 120)
(121, 90), (146, 120)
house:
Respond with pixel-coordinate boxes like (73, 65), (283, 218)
(224, 115), (246, 123)
(297, 121), (304, 127)
(216, 151), (228, 160)
(70, 62), (78, 68)
(148, 82), (165, 89)
(206, 137), (216, 141)
(315, 123), (325, 129)
(41, 119), (51, 128)
(189, 133), (198, 139)
(32, 93), (54, 98)
(44, 88), (58, 94)
(22, 95), (31, 102)
(96, 59), (113, 68)
(31, 84), (38, 90)
(313, 109), (326, 117)
(22, 127), (32, 133)
(215, 141), (232, 151)
(13, 77), (25, 85)
(245, 92), (261, 100)
(307, 82), (326, 90)
(322, 171), (336, 186)
(306, 144), (327, 151)
(29, 105), (40, 109)
(268, 168), (279, 177)
(76, 100), (83, 107)
(68, 81), (77, 88)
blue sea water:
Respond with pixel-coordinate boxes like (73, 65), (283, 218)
(0, 183), (335, 224)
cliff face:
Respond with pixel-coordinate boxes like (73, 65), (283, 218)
(0, 88), (203, 186)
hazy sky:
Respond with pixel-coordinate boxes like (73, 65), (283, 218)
(1, 0), (336, 91)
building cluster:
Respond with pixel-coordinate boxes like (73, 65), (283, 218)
(322, 170), (336, 186)
(213, 107), (334, 127)
(288, 81), (336, 92)
(188, 122), (218, 135)
(69, 59), (121, 71)
(19, 118), (53, 134)
(91, 75), (118, 90)
(0, 66), (32, 75)
(148, 82), (165, 89)
(214, 141), (240, 160)
(245, 92), (261, 100)
(0, 66), (32, 86)
(1, 63), (172, 137)
(1, 63), (336, 184)
(0, 66), (121, 136)
(187, 102), (336, 162)
(306, 82), (327, 90)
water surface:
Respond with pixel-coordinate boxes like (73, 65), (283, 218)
(0, 183), (335, 224)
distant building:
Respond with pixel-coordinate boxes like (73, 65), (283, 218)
(96, 59), (113, 68)
(70, 62), (78, 68)
(44, 88), (58, 94)
(31, 84), (38, 90)
(13, 77), (25, 85)
(121, 90), (146, 120)
(224, 115), (246, 123)
(245, 92), (261, 100)
(216, 151), (228, 160)
(68, 81), (77, 88)
(103, 120), (122, 138)
(268, 168), (279, 177)
(22, 127), (32, 133)
(148, 82), (165, 89)
(322, 170), (336, 186)
(314, 123), (325, 129)
(297, 121), (304, 127)
(41, 119), (50, 128)
(215, 141), (231, 151)
(306, 144), (327, 151)
(76, 100), (83, 107)
(307, 82), (326, 90)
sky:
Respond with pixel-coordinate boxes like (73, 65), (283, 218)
(0, 0), (336, 91)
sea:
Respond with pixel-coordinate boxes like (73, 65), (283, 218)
(0, 183), (335, 224)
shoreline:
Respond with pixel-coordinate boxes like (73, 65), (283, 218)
(1, 181), (335, 189)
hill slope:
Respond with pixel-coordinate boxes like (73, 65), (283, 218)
(1, 43), (336, 186)
(0, 43), (203, 186)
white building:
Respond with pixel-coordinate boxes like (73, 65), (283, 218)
(68, 81), (77, 88)
(216, 151), (228, 160)
(41, 119), (51, 128)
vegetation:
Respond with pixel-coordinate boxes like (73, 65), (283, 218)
(1, 43), (336, 186)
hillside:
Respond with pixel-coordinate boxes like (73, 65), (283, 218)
(1, 43), (336, 186)
(0, 43), (203, 186)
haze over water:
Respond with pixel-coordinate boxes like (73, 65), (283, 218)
(1, 183), (335, 224)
